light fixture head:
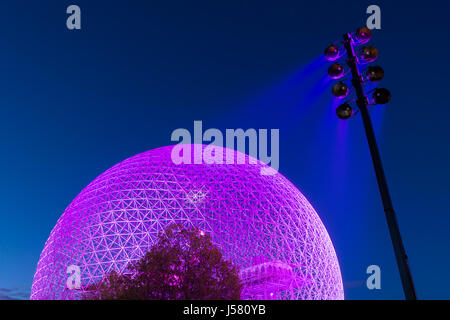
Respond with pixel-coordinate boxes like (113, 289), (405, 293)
(332, 82), (349, 98)
(373, 88), (391, 104)
(366, 66), (384, 82)
(336, 103), (354, 119)
(355, 27), (372, 44)
(328, 63), (345, 79)
(361, 46), (378, 63)
(324, 45), (339, 61)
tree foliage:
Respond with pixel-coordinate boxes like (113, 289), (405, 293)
(82, 224), (242, 300)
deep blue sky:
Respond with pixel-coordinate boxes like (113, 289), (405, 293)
(0, 1), (449, 300)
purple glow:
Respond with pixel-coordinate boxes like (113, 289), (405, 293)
(30, 145), (344, 300)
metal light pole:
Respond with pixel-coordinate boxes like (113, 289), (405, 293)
(325, 29), (417, 300)
(342, 33), (417, 300)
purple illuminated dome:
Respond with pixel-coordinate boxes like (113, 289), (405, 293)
(31, 145), (344, 300)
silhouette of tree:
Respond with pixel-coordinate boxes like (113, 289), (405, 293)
(82, 224), (242, 300)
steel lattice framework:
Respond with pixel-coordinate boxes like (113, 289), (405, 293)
(30, 145), (344, 300)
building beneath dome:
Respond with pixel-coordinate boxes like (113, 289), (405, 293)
(240, 257), (299, 300)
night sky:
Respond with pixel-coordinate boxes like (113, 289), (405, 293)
(0, 1), (449, 300)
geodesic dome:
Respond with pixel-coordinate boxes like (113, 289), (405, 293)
(30, 144), (344, 300)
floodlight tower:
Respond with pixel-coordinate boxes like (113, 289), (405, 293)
(324, 28), (417, 300)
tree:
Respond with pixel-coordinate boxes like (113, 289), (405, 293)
(82, 224), (242, 300)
